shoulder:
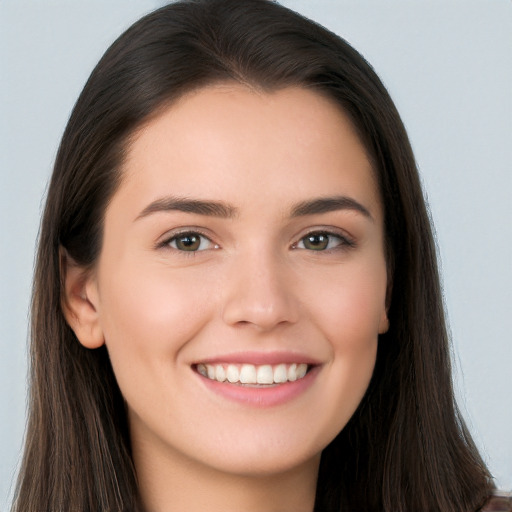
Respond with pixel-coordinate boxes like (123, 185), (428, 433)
(480, 491), (512, 512)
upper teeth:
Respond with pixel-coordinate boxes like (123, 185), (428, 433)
(196, 363), (308, 385)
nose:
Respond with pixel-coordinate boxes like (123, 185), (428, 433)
(221, 250), (299, 331)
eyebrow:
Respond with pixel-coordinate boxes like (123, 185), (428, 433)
(136, 196), (239, 220)
(135, 194), (372, 221)
(290, 196), (373, 221)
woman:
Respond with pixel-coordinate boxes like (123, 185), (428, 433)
(11, 0), (508, 510)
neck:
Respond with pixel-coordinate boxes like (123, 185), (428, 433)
(132, 432), (320, 512)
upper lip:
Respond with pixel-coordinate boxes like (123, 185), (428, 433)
(192, 351), (322, 366)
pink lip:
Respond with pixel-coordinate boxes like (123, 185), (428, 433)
(194, 351), (321, 366)
(195, 364), (321, 408)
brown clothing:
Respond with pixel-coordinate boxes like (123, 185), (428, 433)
(481, 492), (512, 512)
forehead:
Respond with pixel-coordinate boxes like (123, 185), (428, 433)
(115, 83), (381, 221)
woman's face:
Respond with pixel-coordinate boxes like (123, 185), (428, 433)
(79, 84), (388, 477)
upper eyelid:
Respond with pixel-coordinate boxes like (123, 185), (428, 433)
(158, 227), (213, 241)
(292, 226), (355, 244)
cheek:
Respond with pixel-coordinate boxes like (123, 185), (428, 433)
(97, 262), (215, 373)
(308, 259), (387, 347)
(324, 276), (381, 380)
(303, 260), (385, 426)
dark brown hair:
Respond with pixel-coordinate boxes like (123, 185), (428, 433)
(13, 1), (494, 510)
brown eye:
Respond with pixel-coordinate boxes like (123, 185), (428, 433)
(175, 234), (201, 251)
(303, 233), (330, 251)
(295, 231), (351, 252)
(167, 232), (214, 252)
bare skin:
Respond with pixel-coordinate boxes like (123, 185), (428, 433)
(64, 84), (388, 511)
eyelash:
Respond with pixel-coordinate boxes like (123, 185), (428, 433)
(158, 230), (218, 254)
(291, 230), (356, 252)
(158, 228), (356, 255)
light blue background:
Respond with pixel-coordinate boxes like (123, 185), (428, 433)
(1, 1), (511, 508)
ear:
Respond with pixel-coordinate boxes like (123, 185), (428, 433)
(378, 309), (389, 334)
(60, 247), (105, 349)
(379, 265), (393, 335)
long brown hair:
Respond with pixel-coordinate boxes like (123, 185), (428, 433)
(13, 1), (494, 510)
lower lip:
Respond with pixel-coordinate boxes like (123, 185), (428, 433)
(196, 366), (320, 407)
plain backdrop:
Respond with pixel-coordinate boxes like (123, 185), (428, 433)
(1, 0), (511, 508)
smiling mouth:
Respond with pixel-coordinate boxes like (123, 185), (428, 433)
(195, 363), (309, 386)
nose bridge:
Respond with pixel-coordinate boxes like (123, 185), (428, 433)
(221, 245), (299, 330)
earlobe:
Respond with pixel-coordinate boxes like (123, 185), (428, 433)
(380, 271), (392, 334)
(60, 247), (105, 349)
(378, 310), (389, 334)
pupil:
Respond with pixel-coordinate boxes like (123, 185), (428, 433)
(306, 234), (328, 250)
(178, 235), (200, 250)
